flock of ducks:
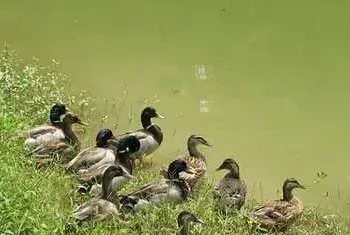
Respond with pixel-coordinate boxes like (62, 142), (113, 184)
(24, 103), (306, 234)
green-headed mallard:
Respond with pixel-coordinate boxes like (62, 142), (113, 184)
(213, 158), (247, 213)
(76, 135), (140, 195)
(251, 178), (305, 231)
(66, 128), (115, 172)
(73, 165), (131, 222)
(177, 211), (205, 235)
(110, 106), (164, 166)
(120, 159), (195, 213)
(177, 135), (212, 190)
(24, 103), (68, 146)
(27, 112), (86, 165)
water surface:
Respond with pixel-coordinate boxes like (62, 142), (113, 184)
(1, 0), (350, 213)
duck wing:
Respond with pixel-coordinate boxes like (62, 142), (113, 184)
(67, 147), (115, 171)
(113, 129), (148, 142)
(74, 198), (119, 222)
(30, 141), (70, 156)
(127, 179), (173, 200)
(83, 149), (116, 171)
(181, 155), (206, 189)
(27, 124), (58, 138)
(252, 199), (300, 228)
(214, 178), (247, 209)
(25, 128), (65, 147)
(77, 163), (112, 183)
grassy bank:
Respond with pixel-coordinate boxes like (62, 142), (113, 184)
(1, 46), (350, 235)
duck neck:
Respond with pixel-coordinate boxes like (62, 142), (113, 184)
(146, 125), (163, 144)
(141, 114), (152, 129)
(62, 123), (79, 146)
(188, 143), (206, 162)
(225, 169), (240, 179)
(175, 180), (190, 200)
(283, 187), (293, 201)
(101, 173), (115, 202)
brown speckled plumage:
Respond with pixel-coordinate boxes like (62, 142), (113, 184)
(180, 135), (212, 190)
(251, 178), (305, 231)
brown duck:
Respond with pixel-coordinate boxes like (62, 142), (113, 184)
(251, 178), (305, 231)
(213, 158), (247, 213)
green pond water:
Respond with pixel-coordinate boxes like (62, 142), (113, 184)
(1, 0), (350, 213)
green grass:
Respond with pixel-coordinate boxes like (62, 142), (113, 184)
(1, 46), (350, 235)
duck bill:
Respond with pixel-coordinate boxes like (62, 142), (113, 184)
(204, 141), (213, 147)
(156, 113), (165, 119)
(216, 164), (225, 171)
(299, 184), (306, 189)
(77, 120), (88, 126)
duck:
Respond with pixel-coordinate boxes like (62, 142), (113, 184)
(177, 211), (205, 235)
(66, 128), (116, 172)
(213, 158), (247, 213)
(120, 159), (196, 213)
(251, 178), (305, 231)
(76, 135), (140, 195)
(27, 112), (86, 165)
(24, 103), (68, 146)
(110, 106), (164, 167)
(73, 165), (131, 223)
(161, 135), (212, 190)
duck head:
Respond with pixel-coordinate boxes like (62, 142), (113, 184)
(142, 106), (164, 119)
(59, 112), (87, 126)
(188, 135), (213, 147)
(141, 106), (164, 129)
(116, 135), (141, 155)
(216, 158), (240, 179)
(50, 103), (67, 125)
(101, 165), (133, 200)
(103, 165), (127, 179)
(167, 159), (196, 180)
(112, 136), (141, 175)
(282, 178), (306, 201)
(177, 211), (204, 235)
(187, 135), (213, 160)
(96, 128), (114, 147)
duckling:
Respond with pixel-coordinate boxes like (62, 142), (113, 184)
(177, 135), (212, 190)
(66, 128), (115, 172)
(120, 159), (196, 213)
(76, 135), (140, 195)
(177, 211), (205, 235)
(213, 158), (247, 213)
(251, 178), (305, 231)
(73, 165), (131, 222)
(24, 103), (68, 146)
(110, 106), (164, 166)
(27, 112), (86, 164)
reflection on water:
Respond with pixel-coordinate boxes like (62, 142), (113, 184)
(199, 99), (209, 113)
(194, 64), (208, 80)
(1, 0), (350, 214)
